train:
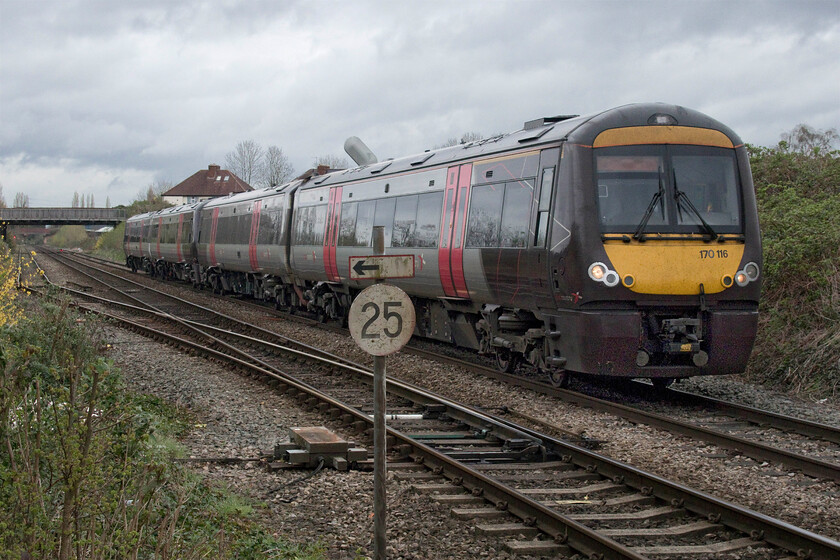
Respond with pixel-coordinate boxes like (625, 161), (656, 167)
(124, 103), (762, 388)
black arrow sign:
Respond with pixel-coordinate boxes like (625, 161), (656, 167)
(352, 259), (380, 277)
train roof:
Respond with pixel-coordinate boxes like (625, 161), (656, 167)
(295, 102), (742, 191)
(127, 103), (743, 221)
(125, 200), (207, 222)
(199, 179), (302, 210)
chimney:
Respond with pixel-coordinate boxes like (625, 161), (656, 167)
(207, 164), (221, 178)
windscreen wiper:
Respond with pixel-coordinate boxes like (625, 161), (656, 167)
(673, 169), (718, 241)
(632, 167), (665, 241)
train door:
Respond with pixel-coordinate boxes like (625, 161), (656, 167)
(323, 186), (342, 281)
(155, 217), (163, 259)
(248, 200), (262, 271)
(208, 207), (220, 267)
(529, 148), (561, 308)
(176, 214), (184, 262)
(438, 164), (472, 298)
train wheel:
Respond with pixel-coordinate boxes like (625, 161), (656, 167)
(652, 377), (675, 393)
(547, 369), (569, 388)
(495, 349), (518, 373)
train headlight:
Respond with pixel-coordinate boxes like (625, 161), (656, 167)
(588, 263), (606, 281)
(588, 262), (620, 287)
(734, 262), (759, 287)
(648, 113), (678, 125)
(721, 275), (733, 288)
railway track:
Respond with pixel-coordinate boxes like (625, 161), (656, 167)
(23, 247), (840, 559)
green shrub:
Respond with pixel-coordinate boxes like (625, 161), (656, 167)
(46, 225), (95, 250)
(93, 222), (126, 263)
(0, 278), (324, 558)
(748, 141), (840, 397)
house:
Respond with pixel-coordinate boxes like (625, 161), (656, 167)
(162, 164), (252, 206)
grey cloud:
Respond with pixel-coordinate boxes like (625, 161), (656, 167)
(1, 0), (837, 206)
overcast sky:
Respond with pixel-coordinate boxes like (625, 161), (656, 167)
(1, 0), (838, 207)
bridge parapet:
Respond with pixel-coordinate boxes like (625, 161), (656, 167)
(0, 207), (126, 225)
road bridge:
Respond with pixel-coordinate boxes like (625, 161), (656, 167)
(0, 207), (126, 240)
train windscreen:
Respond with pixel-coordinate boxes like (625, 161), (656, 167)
(596, 145), (742, 236)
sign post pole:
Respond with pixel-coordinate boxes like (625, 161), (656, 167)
(347, 226), (415, 560)
(371, 226), (387, 560)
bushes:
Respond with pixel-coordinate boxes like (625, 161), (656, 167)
(93, 222), (126, 263)
(748, 142), (840, 397)
(46, 225), (95, 251)
(0, 252), (325, 558)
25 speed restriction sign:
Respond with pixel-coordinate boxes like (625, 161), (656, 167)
(348, 284), (416, 356)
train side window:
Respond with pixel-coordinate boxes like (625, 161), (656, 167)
(373, 198), (395, 248)
(311, 205), (327, 245)
(501, 180), (533, 247)
(182, 217), (193, 244)
(240, 214), (251, 243)
(392, 195), (418, 247)
(258, 209), (273, 244)
(272, 209), (285, 246)
(415, 192), (443, 248)
(354, 201), (375, 247)
(466, 184), (503, 247)
(535, 167), (554, 246)
(539, 168), (554, 212)
(200, 214), (211, 243)
(338, 202), (358, 246)
(293, 207), (310, 245)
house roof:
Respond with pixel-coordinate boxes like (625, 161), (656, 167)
(163, 164), (253, 197)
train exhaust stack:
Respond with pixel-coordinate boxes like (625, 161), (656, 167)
(344, 136), (378, 166)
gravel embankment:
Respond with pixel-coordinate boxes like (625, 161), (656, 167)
(33, 253), (840, 557)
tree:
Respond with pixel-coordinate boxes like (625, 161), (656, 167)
(434, 131), (485, 149)
(312, 154), (349, 170)
(106, 196), (111, 209)
(88, 193), (95, 208)
(263, 145), (295, 187)
(13, 192), (30, 208)
(225, 140), (264, 185)
(71, 191), (80, 208)
(0, 182), (6, 209)
(780, 124), (840, 154)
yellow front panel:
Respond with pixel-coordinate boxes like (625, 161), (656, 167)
(604, 240), (744, 295)
(593, 126), (735, 148)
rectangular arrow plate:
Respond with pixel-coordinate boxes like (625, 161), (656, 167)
(348, 255), (415, 280)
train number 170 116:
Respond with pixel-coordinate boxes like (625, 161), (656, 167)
(699, 249), (729, 259)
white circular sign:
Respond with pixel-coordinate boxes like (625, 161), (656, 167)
(348, 283), (416, 356)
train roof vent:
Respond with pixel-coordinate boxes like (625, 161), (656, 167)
(369, 160), (392, 174)
(411, 152), (435, 166)
(518, 125), (554, 143)
(524, 115), (579, 130)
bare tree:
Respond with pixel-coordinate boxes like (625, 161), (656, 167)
(263, 145), (295, 187)
(226, 140), (264, 185)
(0, 182), (6, 209)
(434, 131), (485, 149)
(71, 191), (80, 208)
(312, 154), (349, 170)
(153, 179), (173, 196)
(780, 124), (840, 154)
(105, 196), (111, 208)
(13, 192), (30, 208)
